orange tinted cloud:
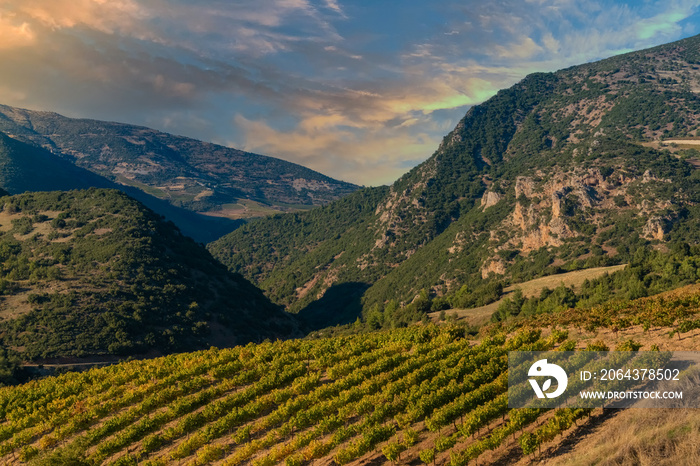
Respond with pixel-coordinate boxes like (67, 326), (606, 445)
(235, 112), (440, 186)
(6, 0), (154, 37)
(0, 14), (36, 49)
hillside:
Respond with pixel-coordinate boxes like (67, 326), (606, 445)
(428, 264), (628, 326)
(0, 104), (359, 217)
(3, 285), (700, 465)
(0, 189), (298, 363)
(0, 132), (241, 243)
(210, 33), (700, 320)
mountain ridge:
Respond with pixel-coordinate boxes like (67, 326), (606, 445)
(0, 103), (359, 219)
(0, 132), (242, 243)
(209, 33), (700, 323)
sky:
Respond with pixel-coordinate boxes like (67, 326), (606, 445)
(1, 1), (700, 186)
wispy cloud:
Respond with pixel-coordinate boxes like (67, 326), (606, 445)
(234, 113), (437, 186)
(322, 0), (344, 16)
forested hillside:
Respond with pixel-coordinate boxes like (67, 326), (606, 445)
(210, 33), (700, 323)
(0, 189), (298, 363)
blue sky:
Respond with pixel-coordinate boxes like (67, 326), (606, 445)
(1, 0), (700, 185)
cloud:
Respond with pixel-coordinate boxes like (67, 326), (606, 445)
(438, 0), (699, 66)
(542, 33), (560, 54)
(234, 113), (437, 185)
(635, 10), (690, 40)
(494, 37), (543, 59)
(322, 0), (344, 15)
(176, 0), (345, 56)
(0, 0), (698, 186)
(8, 0), (158, 40)
(1, 0), (345, 57)
(0, 14), (36, 49)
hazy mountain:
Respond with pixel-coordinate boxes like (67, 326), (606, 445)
(209, 34), (700, 324)
(0, 104), (358, 220)
(0, 188), (299, 361)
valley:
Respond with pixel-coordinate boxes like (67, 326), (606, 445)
(211, 33), (700, 322)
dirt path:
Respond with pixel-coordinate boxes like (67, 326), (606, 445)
(662, 139), (700, 145)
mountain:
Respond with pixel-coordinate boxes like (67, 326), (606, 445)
(0, 104), (359, 219)
(209, 34), (700, 323)
(0, 188), (299, 361)
(0, 131), (243, 243)
(0, 131), (116, 193)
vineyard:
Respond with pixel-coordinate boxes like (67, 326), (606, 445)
(3, 286), (700, 465)
(0, 324), (583, 466)
(502, 284), (700, 341)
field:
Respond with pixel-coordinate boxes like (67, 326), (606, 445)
(0, 327), (560, 465)
(5, 284), (700, 465)
(201, 200), (314, 220)
(544, 406), (700, 465)
(661, 138), (700, 146)
(429, 264), (627, 325)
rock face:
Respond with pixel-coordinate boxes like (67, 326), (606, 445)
(515, 177), (535, 199)
(481, 191), (502, 209)
(482, 259), (507, 278)
(484, 162), (678, 256)
(643, 217), (668, 241)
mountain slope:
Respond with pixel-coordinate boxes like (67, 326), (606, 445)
(210, 34), (700, 319)
(0, 132), (241, 243)
(0, 132), (115, 193)
(0, 188), (298, 360)
(0, 104), (359, 217)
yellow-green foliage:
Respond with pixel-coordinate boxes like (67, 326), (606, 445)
(0, 325), (554, 465)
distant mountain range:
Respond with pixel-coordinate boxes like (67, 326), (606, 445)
(209, 34), (700, 324)
(0, 104), (358, 239)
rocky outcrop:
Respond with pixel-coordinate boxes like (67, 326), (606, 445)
(481, 258), (507, 278)
(490, 167), (624, 254)
(487, 163), (680, 260)
(512, 202), (537, 231)
(481, 191), (502, 209)
(515, 176), (535, 198)
(551, 192), (564, 218)
(642, 217), (668, 241)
